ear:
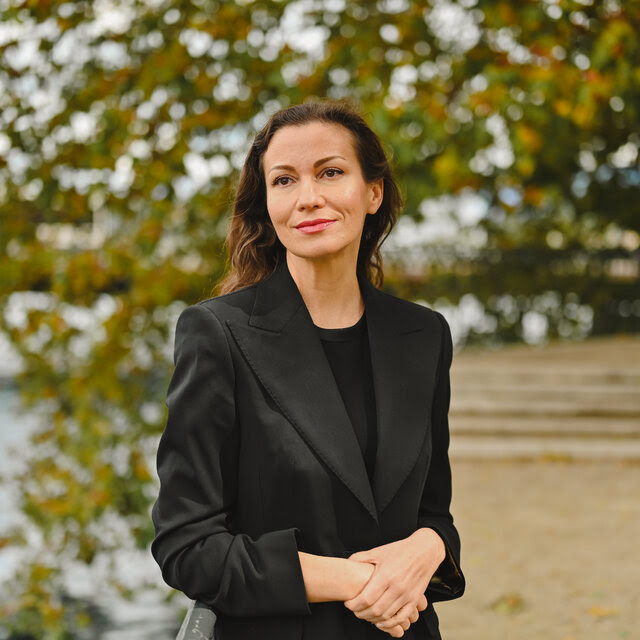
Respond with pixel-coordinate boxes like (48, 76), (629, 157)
(367, 178), (384, 215)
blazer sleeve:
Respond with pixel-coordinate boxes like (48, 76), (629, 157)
(151, 304), (311, 617)
(417, 311), (466, 602)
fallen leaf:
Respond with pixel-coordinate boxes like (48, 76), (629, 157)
(490, 593), (525, 614)
(588, 605), (619, 619)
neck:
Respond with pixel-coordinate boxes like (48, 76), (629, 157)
(286, 251), (364, 329)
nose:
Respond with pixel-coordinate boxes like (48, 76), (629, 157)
(296, 177), (325, 211)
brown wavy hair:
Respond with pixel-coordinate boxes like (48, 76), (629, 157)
(216, 100), (403, 295)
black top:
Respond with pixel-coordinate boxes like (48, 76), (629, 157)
(315, 311), (377, 481)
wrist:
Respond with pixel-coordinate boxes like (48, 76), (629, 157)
(413, 528), (446, 564)
(342, 558), (375, 600)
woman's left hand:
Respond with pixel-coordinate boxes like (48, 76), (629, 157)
(344, 528), (446, 631)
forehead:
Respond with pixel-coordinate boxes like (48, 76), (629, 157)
(263, 121), (357, 170)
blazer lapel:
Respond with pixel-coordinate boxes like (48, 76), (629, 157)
(225, 261), (441, 523)
(226, 262), (379, 523)
(359, 277), (440, 515)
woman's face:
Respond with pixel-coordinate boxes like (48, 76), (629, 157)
(262, 121), (383, 264)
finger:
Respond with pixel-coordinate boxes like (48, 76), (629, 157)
(383, 624), (405, 638)
(376, 612), (409, 631)
(373, 593), (407, 623)
(401, 606), (420, 626)
(371, 587), (426, 623)
(344, 572), (392, 613)
(376, 603), (419, 631)
(352, 585), (409, 622)
(347, 584), (395, 619)
(349, 572), (412, 619)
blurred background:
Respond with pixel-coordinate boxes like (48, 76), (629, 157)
(0, 0), (638, 638)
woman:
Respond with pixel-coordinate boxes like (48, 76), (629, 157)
(152, 100), (465, 640)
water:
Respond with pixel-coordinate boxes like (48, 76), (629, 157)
(0, 385), (185, 638)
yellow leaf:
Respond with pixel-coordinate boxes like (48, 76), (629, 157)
(516, 124), (543, 153)
(490, 592), (525, 614)
(588, 605), (619, 618)
(554, 99), (572, 117)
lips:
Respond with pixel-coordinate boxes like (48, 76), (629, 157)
(296, 218), (335, 228)
(295, 218), (337, 234)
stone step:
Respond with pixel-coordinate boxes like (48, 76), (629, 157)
(450, 398), (639, 418)
(451, 382), (640, 395)
(445, 336), (640, 458)
(451, 367), (640, 387)
(451, 335), (640, 365)
(450, 415), (640, 438)
(449, 434), (640, 460)
(450, 385), (639, 413)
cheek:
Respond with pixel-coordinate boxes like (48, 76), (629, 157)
(338, 186), (370, 224)
(338, 182), (369, 210)
(265, 193), (288, 228)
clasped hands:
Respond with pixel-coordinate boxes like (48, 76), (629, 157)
(344, 528), (445, 638)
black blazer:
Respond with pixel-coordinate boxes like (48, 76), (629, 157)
(151, 261), (465, 640)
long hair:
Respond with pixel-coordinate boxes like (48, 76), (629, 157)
(216, 100), (403, 294)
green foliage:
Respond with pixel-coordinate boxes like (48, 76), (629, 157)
(0, 0), (638, 634)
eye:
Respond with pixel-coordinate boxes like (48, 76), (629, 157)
(272, 175), (293, 187)
(322, 168), (344, 179)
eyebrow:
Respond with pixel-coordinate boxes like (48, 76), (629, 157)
(267, 155), (347, 174)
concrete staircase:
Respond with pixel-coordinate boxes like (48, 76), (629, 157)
(448, 336), (640, 459)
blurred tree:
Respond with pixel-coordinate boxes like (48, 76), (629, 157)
(0, 0), (638, 635)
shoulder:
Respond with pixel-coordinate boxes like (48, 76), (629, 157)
(372, 285), (449, 336)
(185, 282), (258, 325)
(172, 284), (258, 351)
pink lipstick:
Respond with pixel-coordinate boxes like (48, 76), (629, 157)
(295, 219), (336, 234)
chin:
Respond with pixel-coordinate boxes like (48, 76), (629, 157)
(286, 242), (350, 261)
(290, 249), (341, 261)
